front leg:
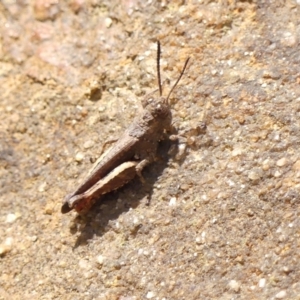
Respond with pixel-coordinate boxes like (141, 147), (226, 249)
(169, 122), (207, 160)
(134, 141), (158, 183)
(135, 158), (152, 183)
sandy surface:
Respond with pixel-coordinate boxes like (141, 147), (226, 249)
(1, 0), (300, 299)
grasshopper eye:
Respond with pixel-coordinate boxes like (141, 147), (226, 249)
(141, 96), (154, 108)
(156, 104), (162, 112)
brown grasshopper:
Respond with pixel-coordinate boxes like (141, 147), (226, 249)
(61, 41), (190, 214)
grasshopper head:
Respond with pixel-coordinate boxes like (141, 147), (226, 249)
(142, 95), (171, 120)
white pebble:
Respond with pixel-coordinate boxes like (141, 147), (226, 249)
(232, 148), (243, 156)
(228, 280), (240, 292)
(169, 197), (177, 206)
(274, 170), (282, 177)
(146, 291), (155, 299)
(275, 290), (287, 299)
(4, 237), (13, 246)
(83, 140), (95, 149)
(105, 17), (113, 28)
(0, 237), (13, 255)
(75, 152), (84, 162)
(258, 278), (266, 288)
(96, 255), (104, 265)
(276, 157), (287, 167)
(38, 182), (47, 192)
(6, 213), (17, 223)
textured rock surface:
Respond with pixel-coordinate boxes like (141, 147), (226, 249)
(1, 0), (300, 299)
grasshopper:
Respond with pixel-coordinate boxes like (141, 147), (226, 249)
(61, 41), (190, 214)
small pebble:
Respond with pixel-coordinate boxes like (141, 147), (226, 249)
(258, 278), (266, 288)
(38, 182), (47, 192)
(176, 143), (186, 160)
(274, 170), (282, 177)
(276, 157), (287, 167)
(30, 235), (38, 242)
(275, 290), (287, 299)
(44, 203), (54, 215)
(180, 183), (190, 191)
(169, 197), (177, 206)
(6, 213), (17, 223)
(232, 148), (243, 156)
(75, 152), (84, 162)
(195, 237), (202, 244)
(262, 159), (271, 171)
(146, 291), (155, 299)
(262, 69), (281, 80)
(96, 255), (104, 265)
(248, 171), (261, 181)
(105, 17), (113, 28)
(83, 140), (95, 149)
(282, 266), (290, 273)
(228, 280), (240, 292)
(98, 105), (106, 112)
(0, 238), (13, 256)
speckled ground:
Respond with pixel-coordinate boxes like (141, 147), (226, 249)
(1, 0), (300, 299)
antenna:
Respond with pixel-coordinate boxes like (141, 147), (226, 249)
(166, 57), (190, 104)
(157, 41), (163, 97)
